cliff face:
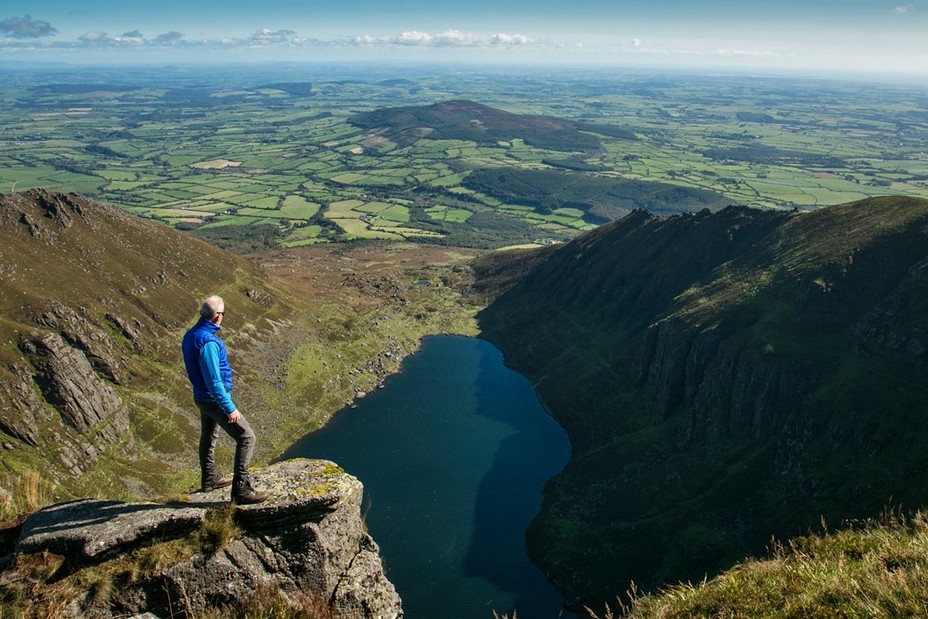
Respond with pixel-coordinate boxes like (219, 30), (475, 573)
(0, 190), (287, 496)
(477, 197), (928, 606)
(5, 459), (402, 618)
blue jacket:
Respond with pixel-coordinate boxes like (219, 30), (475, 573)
(181, 317), (236, 414)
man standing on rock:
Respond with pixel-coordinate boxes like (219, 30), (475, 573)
(182, 295), (269, 505)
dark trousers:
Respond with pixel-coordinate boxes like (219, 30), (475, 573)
(196, 399), (256, 491)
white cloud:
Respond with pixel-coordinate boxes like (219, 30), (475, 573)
(893, 5), (914, 14)
(4, 22), (919, 77)
(152, 31), (185, 45)
(395, 31), (436, 46)
(489, 32), (532, 46)
(76, 30), (145, 47)
(249, 28), (296, 44)
(713, 48), (779, 58)
(0, 15), (57, 39)
(0, 25), (536, 54)
(120, 30), (145, 44)
(353, 29), (534, 48)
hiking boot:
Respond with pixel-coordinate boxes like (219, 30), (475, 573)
(200, 473), (233, 493)
(232, 487), (270, 505)
(231, 477), (269, 504)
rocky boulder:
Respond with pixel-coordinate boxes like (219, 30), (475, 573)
(7, 459), (403, 618)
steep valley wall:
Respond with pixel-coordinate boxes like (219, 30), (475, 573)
(477, 198), (928, 606)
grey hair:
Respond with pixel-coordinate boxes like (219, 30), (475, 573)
(200, 295), (225, 320)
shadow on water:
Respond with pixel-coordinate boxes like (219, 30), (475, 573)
(279, 335), (571, 618)
(465, 338), (572, 617)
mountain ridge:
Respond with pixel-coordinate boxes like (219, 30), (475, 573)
(476, 195), (928, 606)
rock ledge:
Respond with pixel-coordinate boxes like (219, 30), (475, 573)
(10, 458), (403, 618)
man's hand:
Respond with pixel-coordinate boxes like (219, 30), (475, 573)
(228, 409), (241, 424)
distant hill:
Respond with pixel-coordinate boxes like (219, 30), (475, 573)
(476, 196), (928, 607)
(348, 99), (636, 152)
(0, 189), (288, 497)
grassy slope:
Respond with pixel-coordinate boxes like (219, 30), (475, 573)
(619, 510), (928, 619)
(477, 196), (928, 607)
(462, 167), (735, 220)
(0, 189), (277, 501)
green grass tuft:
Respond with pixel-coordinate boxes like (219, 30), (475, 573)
(0, 470), (52, 521)
(619, 509), (928, 619)
(198, 584), (334, 619)
(197, 504), (241, 554)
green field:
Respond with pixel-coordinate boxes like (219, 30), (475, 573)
(2, 66), (926, 248)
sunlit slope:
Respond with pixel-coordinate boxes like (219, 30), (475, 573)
(0, 189), (284, 497)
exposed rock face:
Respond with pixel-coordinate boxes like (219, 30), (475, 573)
(11, 459), (403, 619)
(13, 329), (131, 475)
(20, 332), (127, 437)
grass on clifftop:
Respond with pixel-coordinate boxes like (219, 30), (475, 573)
(602, 509), (928, 619)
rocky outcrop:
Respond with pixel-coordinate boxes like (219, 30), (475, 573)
(19, 332), (127, 438)
(13, 328), (131, 476)
(8, 459), (403, 619)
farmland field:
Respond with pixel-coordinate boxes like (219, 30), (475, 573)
(1, 64), (926, 249)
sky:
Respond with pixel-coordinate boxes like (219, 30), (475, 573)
(1, 1), (926, 78)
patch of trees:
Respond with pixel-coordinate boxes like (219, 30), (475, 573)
(702, 145), (846, 168)
(162, 89), (249, 107)
(258, 82), (314, 96)
(190, 222), (281, 254)
(572, 122), (637, 140)
(463, 167), (734, 221)
(436, 211), (554, 249)
(84, 144), (127, 159)
(49, 158), (97, 177)
(736, 112), (776, 123)
(542, 159), (610, 172)
(405, 201), (551, 249)
(376, 79), (417, 87)
(34, 84), (138, 95)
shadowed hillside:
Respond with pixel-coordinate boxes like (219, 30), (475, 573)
(477, 196), (928, 607)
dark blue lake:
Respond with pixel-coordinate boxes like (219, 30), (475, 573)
(282, 335), (571, 618)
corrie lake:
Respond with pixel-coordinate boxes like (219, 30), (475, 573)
(282, 335), (572, 618)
